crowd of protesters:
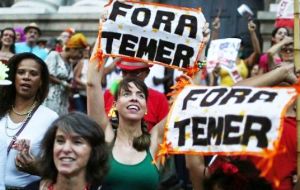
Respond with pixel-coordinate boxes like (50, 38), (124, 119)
(0, 2), (299, 190)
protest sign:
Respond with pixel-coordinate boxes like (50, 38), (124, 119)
(206, 38), (242, 82)
(163, 86), (296, 157)
(276, 0), (300, 28)
(99, 1), (206, 70)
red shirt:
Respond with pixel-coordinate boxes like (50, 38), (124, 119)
(249, 117), (296, 190)
(208, 117), (296, 190)
(104, 88), (169, 131)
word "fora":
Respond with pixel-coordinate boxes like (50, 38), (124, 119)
(109, 1), (198, 39)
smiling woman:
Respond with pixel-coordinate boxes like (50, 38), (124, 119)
(24, 112), (108, 190)
(0, 28), (16, 64)
(0, 53), (58, 189)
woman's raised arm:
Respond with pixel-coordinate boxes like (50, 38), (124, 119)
(86, 40), (110, 129)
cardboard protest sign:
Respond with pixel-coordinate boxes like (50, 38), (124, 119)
(99, 1), (206, 70)
(163, 86), (296, 157)
(206, 38), (242, 82)
(276, 0), (300, 28)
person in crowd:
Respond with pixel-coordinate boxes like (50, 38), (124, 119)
(87, 53), (165, 189)
(56, 27), (75, 52)
(73, 45), (91, 113)
(0, 61), (12, 190)
(234, 47), (297, 190)
(209, 19), (261, 86)
(203, 159), (272, 190)
(249, 64), (260, 77)
(103, 57), (169, 131)
(43, 33), (88, 115)
(0, 53), (58, 189)
(15, 23), (48, 60)
(187, 41), (298, 190)
(14, 27), (26, 43)
(24, 112), (108, 190)
(258, 26), (290, 74)
(0, 27), (16, 64)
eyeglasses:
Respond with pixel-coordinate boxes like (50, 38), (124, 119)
(281, 48), (293, 53)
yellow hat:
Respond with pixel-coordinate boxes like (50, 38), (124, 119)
(66, 33), (88, 49)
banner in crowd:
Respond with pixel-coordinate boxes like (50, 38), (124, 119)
(276, 0), (300, 28)
(163, 86), (296, 157)
(206, 38), (242, 82)
(99, 1), (206, 70)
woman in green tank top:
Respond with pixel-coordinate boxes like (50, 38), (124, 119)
(87, 45), (166, 189)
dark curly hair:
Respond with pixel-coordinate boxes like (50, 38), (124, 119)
(114, 77), (150, 151)
(204, 159), (272, 190)
(0, 52), (49, 119)
(0, 27), (16, 53)
(38, 112), (109, 185)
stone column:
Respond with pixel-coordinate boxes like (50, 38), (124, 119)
(58, 0), (107, 13)
(5, 0), (64, 13)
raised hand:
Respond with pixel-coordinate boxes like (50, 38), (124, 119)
(248, 20), (256, 32)
(212, 17), (220, 31)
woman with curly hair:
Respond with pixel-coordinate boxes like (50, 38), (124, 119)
(0, 53), (58, 189)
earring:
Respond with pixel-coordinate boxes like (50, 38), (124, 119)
(108, 104), (117, 118)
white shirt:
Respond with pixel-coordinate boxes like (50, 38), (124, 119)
(0, 105), (58, 188)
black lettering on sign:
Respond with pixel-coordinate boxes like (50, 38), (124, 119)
(182, 89), (207, 110)
(175, 15), (197, 39)
(219, 88), (252, 105)
(101, 32), (121, 54)
(172, 44), (194, 68)
(192, 117), (207, 146)
(109, 1), (132, 21)
(223, 115), (243, 145)
(174, 118), (190, 146)
(200, 88), (227, 107)
(155, 39), (175, 64)
(207, 117), (224, 145)
(119, 34), (139, 57)
(248, 91), (277, 103)
(136, 37), (157, 61)
(242, 115), (271, 148)
(153, 10), (175, 33)
(132, 8), (151, 27)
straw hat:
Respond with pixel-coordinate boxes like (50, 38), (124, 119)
(24, 22), (41, 35)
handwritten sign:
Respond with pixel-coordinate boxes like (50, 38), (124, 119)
(100, 1), (206, 70)
(164, 86), (296, 156)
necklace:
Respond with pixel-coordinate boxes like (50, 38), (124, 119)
(11, 101), (36, 116)
(5, 102), (36, 138)
(5, 114), (27, 138)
